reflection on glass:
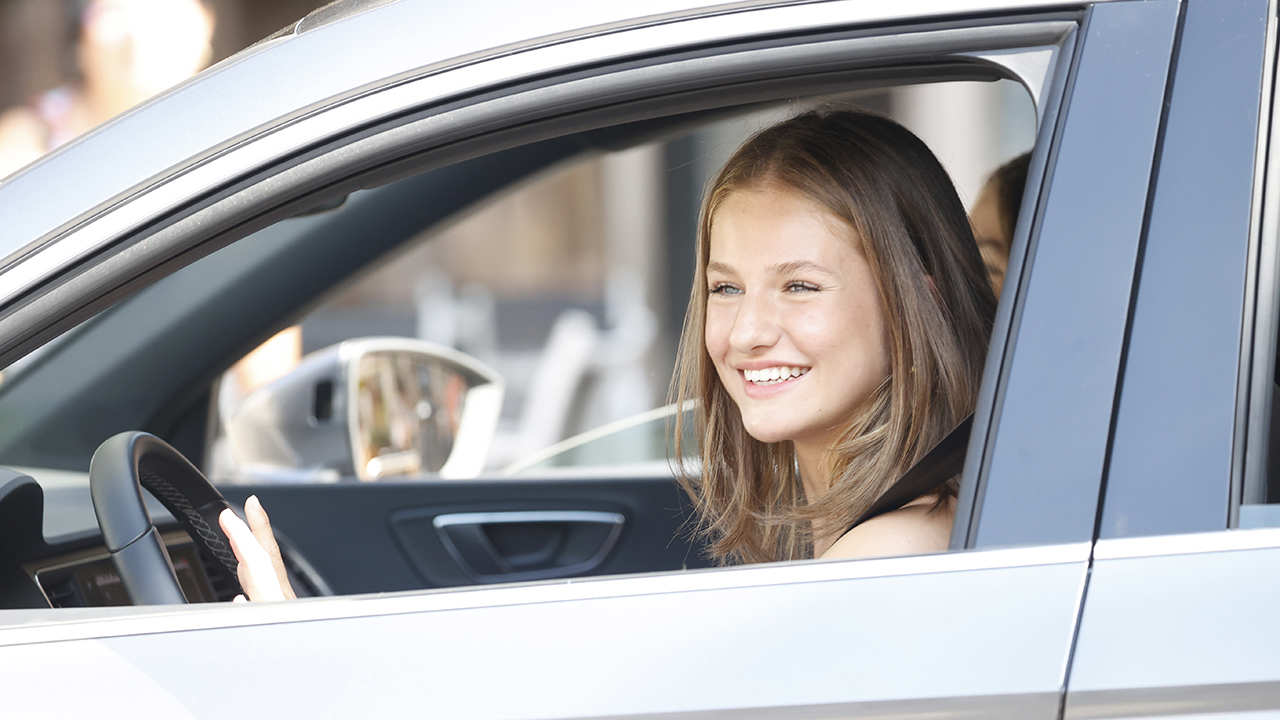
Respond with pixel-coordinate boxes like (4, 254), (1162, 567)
(354, 352), (469, 480)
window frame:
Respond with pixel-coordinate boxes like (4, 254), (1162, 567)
(0, 11), (1083, 551)
(958, 0), (1180, 548)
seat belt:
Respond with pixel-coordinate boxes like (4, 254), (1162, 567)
(846, 413), (973, 531)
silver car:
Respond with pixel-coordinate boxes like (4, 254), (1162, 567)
(0, 0), (1277, 717)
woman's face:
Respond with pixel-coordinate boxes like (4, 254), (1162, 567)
(704, 186), (891, 452)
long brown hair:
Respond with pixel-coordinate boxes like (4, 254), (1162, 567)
(671, 109), (997, 564)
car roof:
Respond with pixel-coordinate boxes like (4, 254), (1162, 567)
(0, 0), (1079, 270)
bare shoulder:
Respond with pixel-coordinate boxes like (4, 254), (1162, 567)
(820, 496), (956, 561)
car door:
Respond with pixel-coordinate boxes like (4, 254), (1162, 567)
(0, 0), (1174, 716)
(1063, 1), (1280, 716)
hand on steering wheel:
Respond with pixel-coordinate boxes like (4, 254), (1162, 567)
(219, 496), (297, 602)
(89, 431), (300, 604)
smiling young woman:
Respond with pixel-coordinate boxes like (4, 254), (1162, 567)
(671, 109), (997, 563)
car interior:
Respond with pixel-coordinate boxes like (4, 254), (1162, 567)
(0, 61), (1038, 610)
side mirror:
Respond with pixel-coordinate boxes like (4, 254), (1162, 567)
(223, 338), (503, 481)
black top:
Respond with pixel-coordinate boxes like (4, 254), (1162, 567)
(845, 415), (973, 533)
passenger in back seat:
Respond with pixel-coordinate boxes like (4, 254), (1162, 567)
(970, 152), (1030, 296)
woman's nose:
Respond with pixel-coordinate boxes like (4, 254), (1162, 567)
(728, 293), (780, 352)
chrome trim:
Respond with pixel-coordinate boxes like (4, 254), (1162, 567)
(1092, 526), (1280, 560)
(432, 511), (624, 528)
(1066, 680), (1280, 719)
(1240, 0), (1280, 510)
(0, 12), (1074, 313)
(0, 541), (1089, 647)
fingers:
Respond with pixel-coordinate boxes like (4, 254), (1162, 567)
(219, 507), (285, 602)
(244, 495), (296, 600)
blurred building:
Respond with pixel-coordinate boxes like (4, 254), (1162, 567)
(0, 0), (327, 175)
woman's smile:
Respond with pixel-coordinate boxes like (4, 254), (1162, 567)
(739, 365), (811, 397)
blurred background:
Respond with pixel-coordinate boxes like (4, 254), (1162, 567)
(0, 0), (1036, 479)
(0, 0), (328, 176)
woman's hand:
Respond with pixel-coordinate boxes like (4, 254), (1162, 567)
(218, 495), (297, 602)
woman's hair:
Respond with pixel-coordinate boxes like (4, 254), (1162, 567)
(670, 108), (997, 564)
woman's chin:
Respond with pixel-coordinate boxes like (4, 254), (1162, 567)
(741, 423), (795, 445)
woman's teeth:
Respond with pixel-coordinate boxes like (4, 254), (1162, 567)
(743, 366), (809, 384)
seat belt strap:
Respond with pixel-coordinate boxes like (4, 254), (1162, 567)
(846, 414), (973, 532)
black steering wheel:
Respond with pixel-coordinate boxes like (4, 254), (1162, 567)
(89, 431), (242, 604)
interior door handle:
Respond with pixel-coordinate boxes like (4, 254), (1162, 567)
(432, 511), (625, 583)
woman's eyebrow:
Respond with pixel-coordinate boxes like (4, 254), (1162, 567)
(771, 260), (833, 276)
(706, 260), (834, 275)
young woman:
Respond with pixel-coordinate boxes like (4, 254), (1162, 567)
(670, 109), (996, 564)
(220, 109), (997, 600)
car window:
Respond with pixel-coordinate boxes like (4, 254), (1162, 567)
(0, 57), (1058, 614)
(205, 79), (1036, 484)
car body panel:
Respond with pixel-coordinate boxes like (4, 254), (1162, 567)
(1064, 530), (1280, 717)
(0, 543), (1088, 718)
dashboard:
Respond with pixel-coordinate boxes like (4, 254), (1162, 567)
(0, 468), (239, 608)
(0, 467), (324, 609)
(25, 531), (233, 607)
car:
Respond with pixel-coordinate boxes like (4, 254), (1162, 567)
(0, 0), (1278, 716)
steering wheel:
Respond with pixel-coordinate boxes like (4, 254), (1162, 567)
(89, 431), (242, 604)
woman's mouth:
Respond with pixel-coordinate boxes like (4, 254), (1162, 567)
(742, 366), (810, 385)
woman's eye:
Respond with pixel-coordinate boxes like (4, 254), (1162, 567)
(708, 283), (741, 296)
(785, 281), (820, 293)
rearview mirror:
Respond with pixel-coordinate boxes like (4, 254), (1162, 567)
(222, 337), (503, 481)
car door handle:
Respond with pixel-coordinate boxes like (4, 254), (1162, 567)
(432, 511), (625, 583)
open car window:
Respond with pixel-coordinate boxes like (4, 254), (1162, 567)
(204, 80), (1036, 484)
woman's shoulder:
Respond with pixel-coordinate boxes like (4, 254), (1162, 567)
(820, 495), (955, 561)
